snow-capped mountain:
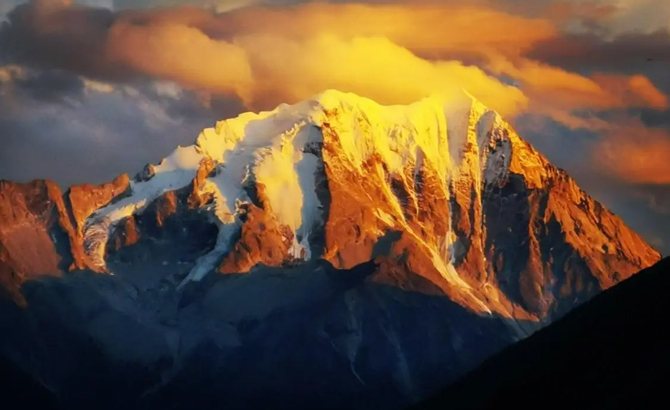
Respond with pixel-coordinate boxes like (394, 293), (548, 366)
(0, 89), (661, 409)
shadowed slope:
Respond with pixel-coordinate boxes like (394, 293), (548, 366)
(0, 352), (63, 410)
(416, 257), (670, 410)
(0, 260), (531, 410)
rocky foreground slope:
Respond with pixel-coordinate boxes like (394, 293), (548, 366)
(0, 89), (661, 409)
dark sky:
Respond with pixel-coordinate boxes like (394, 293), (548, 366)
(0, 0), (669, 254)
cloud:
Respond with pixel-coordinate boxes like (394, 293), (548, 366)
(597, 0), (670, 35)
(236, 34), (528, 115)
(2, 0), (664, 124)
(0, 65), (242, 187)
(610, 184), (670, 255)
(639, 187), (670, 216)
(121, 0), (266, 12)
(527, 30), (670, 73)
(593, 123), (670, 185)
(0, 64), (23, 83)
(106, 14), (253, 98)
(0, 1), (23, 20)
(1, 0), (668, 149)
(108, 3), (534, 114)
(1, 1), (540, 116)
(606, 182), (670, 254)
(213, 3), (558, 57)
(3, 1), (666, 129)
(0, 1), (133, 80)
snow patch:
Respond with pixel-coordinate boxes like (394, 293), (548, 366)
(178, 222), (241, 287)
(374, 209), (396, 226)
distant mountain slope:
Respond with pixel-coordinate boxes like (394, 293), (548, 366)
(416, 257), (670, 410)
(0, 260), (526, 410)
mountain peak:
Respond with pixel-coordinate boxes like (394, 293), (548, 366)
(0, 90), (660, 320)
(313, 87), (481, 109)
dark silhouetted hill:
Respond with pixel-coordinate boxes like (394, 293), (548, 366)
(416, 257), (670, 410)
(0, 352), (63, 410)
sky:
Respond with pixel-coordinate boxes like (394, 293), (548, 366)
(0, 0), (669, 254)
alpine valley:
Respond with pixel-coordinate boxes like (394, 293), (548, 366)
(0, 89), (660, 410)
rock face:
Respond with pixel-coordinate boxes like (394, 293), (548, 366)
(65, 174), (131, 271)
(0, 89), (661, 409)
(0, 180), (74, 303)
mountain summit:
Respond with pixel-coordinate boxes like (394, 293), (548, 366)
(0, 89), (661, 409)
(1, 89), (658, 316)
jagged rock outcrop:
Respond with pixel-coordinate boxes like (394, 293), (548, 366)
(0, 175), (133, 299)
(0, 180), (74, 302)
(64, 174), (131, 271)
(218, 202), (298, 273)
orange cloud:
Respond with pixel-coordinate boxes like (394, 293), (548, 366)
(546, 0), (617, 21)
(216, 3), (557, 58)
(106, 19), (253, 99)
(236, 34), (527, 115)
(484, 55), (668, 129)
(94, 6), (529, 115)
(111, 2), (666, 123)
(626, 75), (669, 110)
(2, 0), (667, 130)
(114, 2), (670, 127)
(595, 125), (670, 184)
